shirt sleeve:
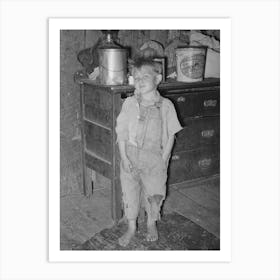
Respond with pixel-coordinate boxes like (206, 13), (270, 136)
(115, 97), (131, 142)
(166, 99), (183, 136)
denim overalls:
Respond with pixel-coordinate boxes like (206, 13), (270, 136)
(120, 97), (167, 221)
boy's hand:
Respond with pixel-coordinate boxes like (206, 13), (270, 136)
(118, 140), (133, 172)
(162, 135), (175, 167)
(162, 153), (169, 167)
(122, 157), (133, 173)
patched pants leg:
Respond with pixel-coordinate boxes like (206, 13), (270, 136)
(120, 160), (141, 220)
(140, 152), (167, 221)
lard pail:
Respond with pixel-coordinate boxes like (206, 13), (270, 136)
(175, 46), (207, 82)
(98, 48), (127, 85)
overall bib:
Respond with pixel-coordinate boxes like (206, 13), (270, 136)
(120, 98), (167, 221)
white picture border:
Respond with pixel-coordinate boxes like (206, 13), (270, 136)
(49, 18), (231, 262)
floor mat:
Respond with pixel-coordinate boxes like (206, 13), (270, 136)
(73, 212), (220, 250)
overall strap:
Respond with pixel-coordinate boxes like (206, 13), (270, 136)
(154, 96), (164, 150)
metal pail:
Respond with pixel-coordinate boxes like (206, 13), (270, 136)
(98, 48), (127, 85)
(175, 46), (207, 82)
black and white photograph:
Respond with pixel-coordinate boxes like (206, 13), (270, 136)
(1, 0), (279, 279)
(60, 28), (221, 251)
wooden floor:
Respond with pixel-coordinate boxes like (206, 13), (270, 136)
(60, 175), (114, 250)
(60, 175), (220, 249)
(163, 176), (220, 238)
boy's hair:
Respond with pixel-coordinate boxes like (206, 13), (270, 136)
(132, 57), (162, 74)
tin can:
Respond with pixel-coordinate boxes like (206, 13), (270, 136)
(175, 46), (207, 82)
(98, 48), (127, 85)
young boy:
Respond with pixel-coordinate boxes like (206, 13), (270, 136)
(115, 57), (183, 247)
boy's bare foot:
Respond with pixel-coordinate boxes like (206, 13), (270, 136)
(146, 222), (158, 242)
(118, 220), (136, 247)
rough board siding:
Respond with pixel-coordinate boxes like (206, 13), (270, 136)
(60, 30), (84, 195)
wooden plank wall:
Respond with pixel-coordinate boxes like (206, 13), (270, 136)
(60, 30), (85, 196)
(85, 30), (169, 59)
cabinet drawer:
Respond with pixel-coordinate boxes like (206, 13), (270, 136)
(168, 147), (220, 184)
(165, 90), (219, 120)
(174, 117), (219, 152)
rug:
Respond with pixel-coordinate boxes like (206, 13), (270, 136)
(73, 212), (220, 250)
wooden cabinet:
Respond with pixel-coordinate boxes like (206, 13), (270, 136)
(79, 78), (220, 222)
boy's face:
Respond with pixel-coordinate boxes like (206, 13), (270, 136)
(133, 65), (162, 96)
